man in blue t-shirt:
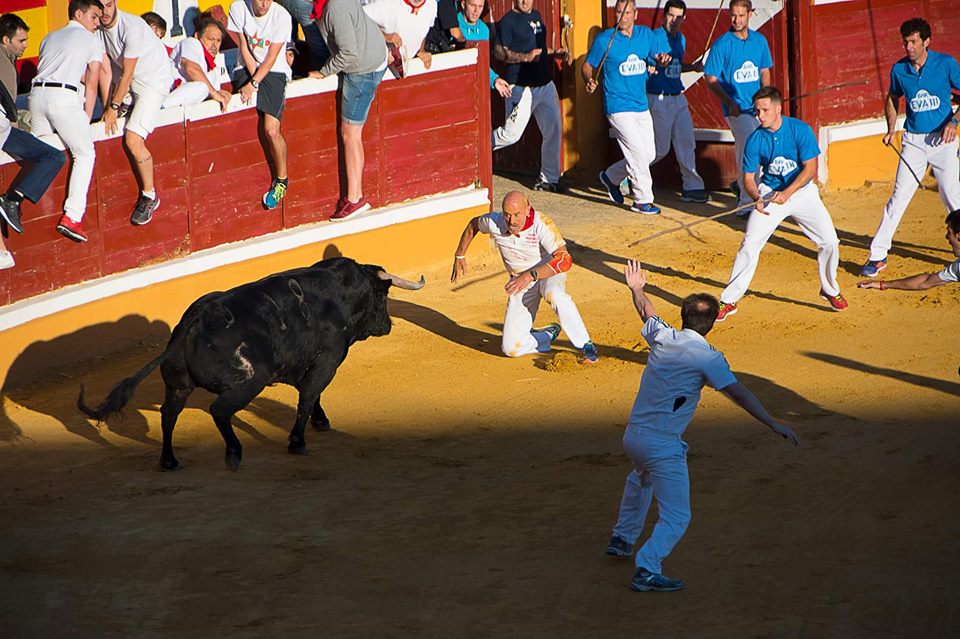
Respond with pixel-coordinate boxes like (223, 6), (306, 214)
(458, 0), (511, 98)
(703, 0), (772, 208)
(492, 0), (571, 192)
(647, 0), (708, 204)
(860, 17), (960, 278)
(715, 86), (847, 322)
(582, 0), (669, 214)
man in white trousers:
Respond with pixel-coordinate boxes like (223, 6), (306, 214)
(492, 0), (570, 192)
(607, 259), (798, 592)
(648, 0), (708, 204)
(703, 0), (771, 210)
(583, 0), (669, 215)
(715, 86), (847, 322)
(163, 15), (231, 111)
(28, 0), (105, 243)
(860, 17), (960, 278)
(450, 190), (598, 363)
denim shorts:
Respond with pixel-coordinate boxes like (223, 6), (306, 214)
(341, 69), (385, 125)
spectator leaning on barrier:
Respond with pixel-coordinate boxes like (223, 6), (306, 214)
(98, 0), (175, 227)
(493, 0), (570, 193)
(275, 0), (330, 72)
(0, 12), (67, 268)
(27, 0), (105, 244)
(141, 11), (168, 40)
(458, 0), (511, 98)
(163, 16), (231, 111)
(315, 0), (389, 220)
(424, 0), (462, 55)
(228, 0), (293, 210)
(363, 0), (436, 70)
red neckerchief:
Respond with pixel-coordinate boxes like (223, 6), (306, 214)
(309, 0), (329, 20)
(509, 207), (535, 236)
(201, 43), (217, 72)
(403, 0), (424, 14)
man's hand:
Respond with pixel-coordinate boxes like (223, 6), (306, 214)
(553, 48), (572, 65)
(417, 50), (432, 69)
(384, 33), (402, 47)
(307, 70), (324, 79)
(240, 82), (255, 105)
(494, 77), (512, 98)
(755, 195), (769, 215)
(941, 119), (958, 144)
(882, 131), (895, 146)
(770, 191), (788, 206)
(451, 257), (467, 283)
(505, 272), (533, 295)
(624, 259), (647, 291)
(102, 107), (119, 135)
(585, 76), (598, 94)
(213, 90), (231, 112)
(770, 421), (799, 446)
(653, 52), (672, 67)
(691, 60), (704, 73)
(525, 48), (543, 62)
(857, 280), (883, 289)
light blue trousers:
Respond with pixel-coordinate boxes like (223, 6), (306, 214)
(611, 427), (691, 575)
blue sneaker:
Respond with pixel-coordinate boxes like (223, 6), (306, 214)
(606, 535), (632, 557)
(631, 567), (684, 592)
(263, 179), (288, 209)
(681, 189), (710, 203)
(631, 202), (661, 215)
(534, 323), (561, 343)
(581, 341), (599, 364)
(599, 170), (625, 205)
(860, 258), (887, 277)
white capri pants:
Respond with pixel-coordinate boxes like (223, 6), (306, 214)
(649, 93), (705, 192)
(606, 110), (656, 204)
(869, 131), (960, 261)
(28, 85), (95, 223)
(162, 81), (211, 109)
(726, 113), (760, 205)
(720, 182), (841, 304)
(125, 78), (170, 139)
(501, 272), (590, 357)
(492, 83), (562, 184)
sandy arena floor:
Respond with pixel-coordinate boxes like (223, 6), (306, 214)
(1, 174), (958, 638)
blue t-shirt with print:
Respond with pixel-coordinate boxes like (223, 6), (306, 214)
(585, 25), (666, 115)
(742, 116), (820, 192)
(889, 50), (960, 134)
(703, 29), (773, 115)
(458, 12), (499, 89)
(646, 27), (684, 95)
(495, 9), (550, 87)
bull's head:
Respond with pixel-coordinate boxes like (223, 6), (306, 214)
(349, 264), (425, 341)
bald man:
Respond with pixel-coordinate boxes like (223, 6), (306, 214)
(451, 191), (598, 362)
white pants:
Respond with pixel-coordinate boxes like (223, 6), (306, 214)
(606, 110), (656, 204)
(125, 78), (170, 139)
(492, 83), (562, 184)
(162, 81), (210, 109)
(721, 182), (841, 304)
(28, 85), (95, 222)
(869, 131), (960, 261)
(501, 273), (590, 357)
(649, 94), (705, 192)
(612, 427), (691, 575)
(726, 113), (760, 205)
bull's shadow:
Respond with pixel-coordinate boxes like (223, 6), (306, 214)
(389, 299), (502, 357)
(734, 370), (856, 425)
(803, 351), (960, 398)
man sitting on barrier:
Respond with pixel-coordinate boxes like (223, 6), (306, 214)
(363, 0), (436, 72)
(163, 15), (231, 111)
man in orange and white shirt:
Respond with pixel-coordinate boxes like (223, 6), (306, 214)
(451, 190), (598, 363)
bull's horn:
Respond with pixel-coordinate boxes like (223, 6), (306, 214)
(378, 271), (426, 290)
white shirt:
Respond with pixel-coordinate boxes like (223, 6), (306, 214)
(100, 10), (175, 90)
(363, 0), (437, 61)
(0, 117), (9, 149)
(170, 37), (223, 87)
(628, 316), (738, 436)
(228, 0), (292, 80)
(477, 209), (565, 275)
(35, 21), (105, 90)
(938, 258), (960, 283)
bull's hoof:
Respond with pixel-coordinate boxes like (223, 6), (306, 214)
(311, 418), (331, 432)
(159, 457), (181, 471)
(225, 453), (242, 471)
(288, 443), (308, 455)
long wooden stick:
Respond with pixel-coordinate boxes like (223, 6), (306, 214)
(595, 2), (631, 77)
(787, 80), (869, 102)
(627, 196), (775, 248)
(698, 0), (726, 62)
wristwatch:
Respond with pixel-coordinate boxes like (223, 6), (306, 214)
(109, 102), (120, 111)
(952, 116), (959, 126)
(250, 79), (260, 90)
(530, 269), (538, 281)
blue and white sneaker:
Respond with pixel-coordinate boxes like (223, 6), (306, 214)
(681, 189), (710, 203)
(631, 202), (661, 215)
(263, 179), (287, 210)
(606, 535), (632, 557)
(860, 258), (887, 277)
(631, 567), (684, 592)
(581, 340), (599, 364)
(534, 323), (561, 343)
(599, 170), (625, 205)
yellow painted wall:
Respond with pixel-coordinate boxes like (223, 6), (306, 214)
(0, 204), (491, 387)
(826, 133), (904, 190)
(564, 0), (605, 178)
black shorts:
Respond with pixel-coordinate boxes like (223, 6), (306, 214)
(233, 69), (287, 120)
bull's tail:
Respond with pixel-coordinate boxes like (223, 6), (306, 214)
(77, 350), (171, 423)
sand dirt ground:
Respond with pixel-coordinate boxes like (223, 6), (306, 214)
(1, 175), (958, 638)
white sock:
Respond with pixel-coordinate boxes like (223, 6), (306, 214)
(141, 190), (156, 200)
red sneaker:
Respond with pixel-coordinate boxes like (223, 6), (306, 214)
(820, 290), (849, 311)
(56, 215), (88, 242)
(716, 302), (737, 322)
(330, 197), (371, 221)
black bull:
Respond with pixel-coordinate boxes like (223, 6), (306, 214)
(78, 258), (424, 470)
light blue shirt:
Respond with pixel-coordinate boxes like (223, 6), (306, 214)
(646, 27), (685, 95)
(889, 51), (960, 134)
(742, 116), (820, 192)
(457, 12), (499, 89)
(585, 25), (666, 115)
(703, 29), (773, 116)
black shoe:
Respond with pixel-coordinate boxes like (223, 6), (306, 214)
(131, 195), (160, 226)
(534, 180), (559, 193)
(0, 194), (23, 234)
(606, 535), (632, 557)
(729, 180), (741, 198)
(631, 567), (684, 592)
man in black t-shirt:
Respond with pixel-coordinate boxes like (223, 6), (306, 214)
(492, 0), (570, 191)
(424, 0), (463, 53)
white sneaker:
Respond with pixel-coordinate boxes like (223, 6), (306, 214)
(0, 250), (14, 270)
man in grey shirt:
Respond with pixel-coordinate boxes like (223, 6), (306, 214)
(315, 0), (388, 220)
